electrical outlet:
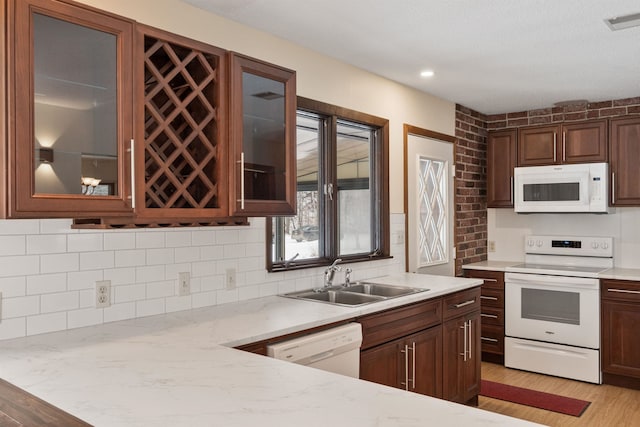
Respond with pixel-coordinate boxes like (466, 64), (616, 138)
(488, 240), (496, 252)
(225, 268), (237, 290)
(395, 230), (405, 245)
(95, 280), (111, 308)
(178, 272), (191, 296)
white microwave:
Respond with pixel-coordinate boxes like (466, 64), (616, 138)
(514, 163), (610, 213)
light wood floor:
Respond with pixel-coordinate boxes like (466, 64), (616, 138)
(479, 362), (640, 426)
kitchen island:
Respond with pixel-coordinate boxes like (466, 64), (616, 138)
(0, 273), (542, 426)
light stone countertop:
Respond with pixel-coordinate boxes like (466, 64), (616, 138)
(462, 260), (522, 272)
(0, 273), (542, 427)
(599, 267), (640, 282)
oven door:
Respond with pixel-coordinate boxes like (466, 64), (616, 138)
(505, 272), (599, 348)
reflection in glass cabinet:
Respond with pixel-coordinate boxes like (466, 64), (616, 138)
(33, 13), (118, 196)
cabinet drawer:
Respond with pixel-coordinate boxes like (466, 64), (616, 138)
(480, 307), (504, 326)
(359, 299), (442, 350)
(601, 279), (640, 303)
(480, 288), (504, 308)
(463, 270), (504, 290)
(480, 324), (504, 355)
(442, 287), (481, 321)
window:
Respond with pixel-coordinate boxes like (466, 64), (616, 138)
(267, 97), (389, 271)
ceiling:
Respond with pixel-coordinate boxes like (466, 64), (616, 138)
(183, 0), (640, 115)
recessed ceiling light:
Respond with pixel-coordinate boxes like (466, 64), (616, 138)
(420, 70), (435, 78)
(605, 12), (640, 31)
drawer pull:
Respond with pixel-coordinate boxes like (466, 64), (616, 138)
(480, 296), (498, 301)
(481, 337), (499, 343)
(608, 288), (640, 295)
(481, 313), (499, 319)
(452, 299), (476, 309)
(482, 278), (498, 283)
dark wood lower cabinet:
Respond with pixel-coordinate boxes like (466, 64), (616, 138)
(442, 311), (481, 404)
(601, 279), (640, 390)
(360, 326), (442, 398)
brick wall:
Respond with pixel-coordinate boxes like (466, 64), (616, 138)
(487, 97), (640, 130)
(454, 96), (640, 276)
(454, 105), (488, 276)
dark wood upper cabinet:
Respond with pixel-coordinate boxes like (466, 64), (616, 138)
(487, 129), (516, 207)
(609, 116), (640, 206)
(517, 120), (607, 167)
(5, 0), (134, 218)
(228, 52), (297, 216)
(134, 25), (229, 219)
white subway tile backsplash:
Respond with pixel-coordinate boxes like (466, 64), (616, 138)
(41, 253), (79, 274)
(40, 292), (79, 313)
(80, 251), (115, 270)
(0, 236), (26, 256)
(136, 298), (165, 318)
(146, 248), (174, 266)
(67, 308), (103, 329)
(0, 255), (40, 277)
(26, 235), (67, 254)
(114, 249), (146, 268)
(165, 231), (192, 247)
(103, 302), (136, 323)
(104, 232), (136, 250)
(136, 265), (165, 283)
(191, 229), (216, 246)
(0, 317), (26, 340)
(0, 214), (406, 340)
(27, 273), (67, 295)
(3, 295), (39, 318)
(67, 233), (103, 252)
(145, 280), (174, 299)
(136, 231), (165, 249)
(114, 284), (146, 303)
(67, 270), (103, 291)
(27, 312), (67, 336)
(0, 219), (39, 235)
(103, 267), (136, 286)
(0, 277), (26, 297)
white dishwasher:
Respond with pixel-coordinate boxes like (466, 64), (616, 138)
(266, 323), (362, 378)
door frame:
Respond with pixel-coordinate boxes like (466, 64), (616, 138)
(403, 124), (457, 273)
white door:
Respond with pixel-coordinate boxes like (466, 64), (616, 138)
(406, 132), (455, 276)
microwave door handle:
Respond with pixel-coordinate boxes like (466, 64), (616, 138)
(553, 133), (557, 163)
(612, 172), (616, 205)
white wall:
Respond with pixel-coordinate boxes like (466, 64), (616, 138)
(487, 208), (640, 268)
(0, 0), (457, 340)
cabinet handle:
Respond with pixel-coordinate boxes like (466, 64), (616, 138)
(411, 341), (416, 390)
(129, 139), (136, 209)
(482, 278), (498, 283)
(400, 344), (409, 390)
(608, 288), (640, 295)
(562, 131), (566, 162)
(481, 337), (499, 343)
(452, 299), (476, 309)
(553, 133), (557, 163)
(238, 152), (245, 210)
(510, 176), (513, 204)
(481, 313), (499, 319)
(612, 172), (616, 205)
(480, 295), (498, 301)
(468, 320), (473, 360)
(460, 323), (468, 362)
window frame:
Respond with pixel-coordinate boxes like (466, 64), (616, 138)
(266, 97), (390, 272)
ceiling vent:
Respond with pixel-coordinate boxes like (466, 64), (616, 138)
(605, 12), (640, 31)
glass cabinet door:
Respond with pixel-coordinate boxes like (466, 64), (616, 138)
(229, 53), (296, 216)
(10, 0), (133, 217)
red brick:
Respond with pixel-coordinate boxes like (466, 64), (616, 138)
(530, 115), (552, 125)
(487, 121), (507, 130)
(613, 97), (640, 107)
(552, 114), (564, 122)
(507, 111), (527, 119)
(600, 107), (628, 117)
(529, 108), (552, 116)
(627, 106), (640, 114)
(563, 102), (588, 112)
(487, 113), (507, 122)
(588, 101), (612, 109)
(564, 112), (588, 121)
(586, 110), (600, 119)
(507, 118), (529, 127)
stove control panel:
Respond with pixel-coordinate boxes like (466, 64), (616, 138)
(524, 235), (613, 257)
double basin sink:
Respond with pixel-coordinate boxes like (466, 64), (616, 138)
(282, 282), (429, 307)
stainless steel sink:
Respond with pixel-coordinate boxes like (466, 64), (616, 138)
(281, 282), (429, 307)
(343, 282), (428, 297)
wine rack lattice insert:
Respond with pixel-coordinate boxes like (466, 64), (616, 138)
(144, 36), (220, 209)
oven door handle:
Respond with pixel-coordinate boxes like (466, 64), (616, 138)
(504, 272), (598, 289)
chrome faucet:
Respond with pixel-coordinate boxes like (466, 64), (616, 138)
(323, 258), (342, 288)
(344, 268), (353, 287)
